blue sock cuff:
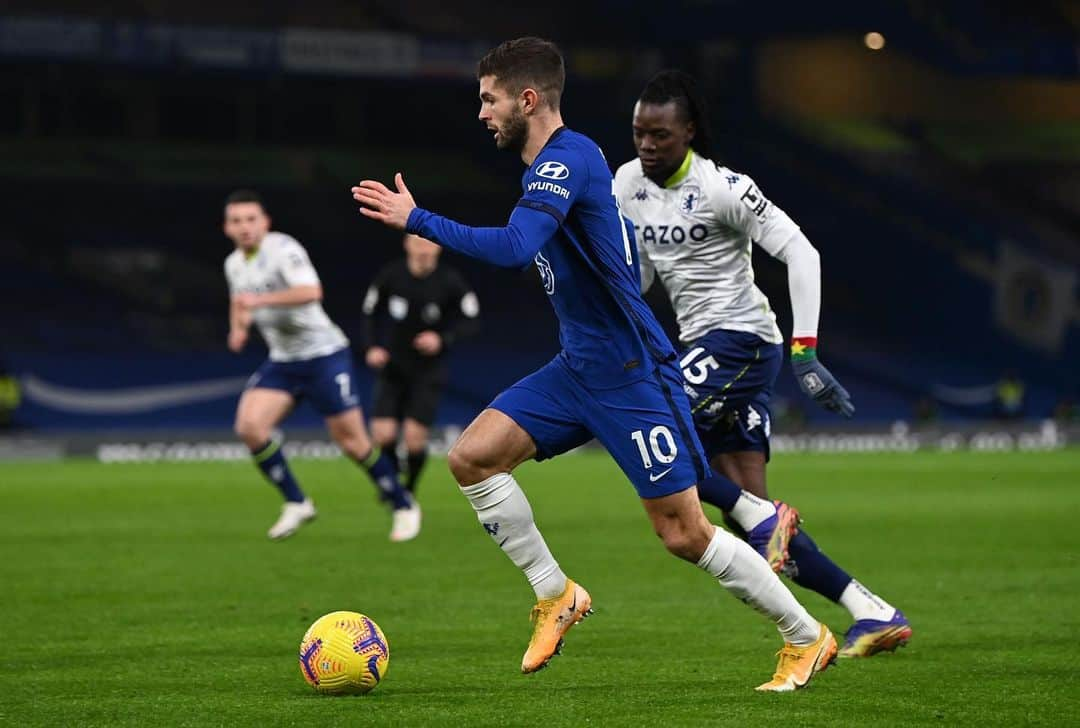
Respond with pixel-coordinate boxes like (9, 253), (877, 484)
(696, 474), (744, 512)
(786, 530), (852, 603)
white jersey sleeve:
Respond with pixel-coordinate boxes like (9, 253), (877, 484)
(704, 168), (800, 254)
(274, 237), (321, 288)
(703, 166), (820, 338)
(614, 163), (654, 293)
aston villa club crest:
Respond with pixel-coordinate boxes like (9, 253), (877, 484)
(680, 184), (701, 213)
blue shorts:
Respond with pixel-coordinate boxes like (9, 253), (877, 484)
(678, 329), (783, 460)
(491, 355), (709, 498)
(246, 348), (360, 417)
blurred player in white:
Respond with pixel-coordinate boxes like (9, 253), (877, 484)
(615, 71), (911, 657)
(223, 190), (420, 541)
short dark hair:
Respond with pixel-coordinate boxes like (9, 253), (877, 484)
(477, 37), (565, 110)
(638, 70), (714, 160)
(224, 189), (265, 211)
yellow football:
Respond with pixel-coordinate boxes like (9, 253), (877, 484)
(298, 611), (390, 695)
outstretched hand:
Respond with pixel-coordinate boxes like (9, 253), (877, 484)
(352, 173), (416, 230)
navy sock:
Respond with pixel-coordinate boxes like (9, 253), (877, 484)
(383, 446), (401, 479)
(357, 447), (412, 510)
(405, 450), (427, 493)
(696, 473), (744, 512)
(783, 529), (853, 603)
(252, 440), (305, 503)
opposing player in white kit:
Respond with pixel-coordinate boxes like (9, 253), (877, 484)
(614, 72), (912, 658)
(223, 190), (420, 542)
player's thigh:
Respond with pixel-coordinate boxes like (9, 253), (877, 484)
(402, 418), (429, 452)
(451, 359), (591, 483)
(711, 450), (769, 499)
(585, 363), (709, 499)
(698, 387), (776, 477)
(235, 388), (294, 434)
(324, 406), (373, 455)
(448, 408), (540, 483)
(370, 417), (399, 447)
(680, 330), (782, 433)
(485, 358), (592, 464)
(235, 362), (296, 440)
(304, 349), (362, 418)
(639, 485), (715, 562)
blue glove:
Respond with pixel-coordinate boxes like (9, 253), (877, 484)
(792, 358), (855, 417)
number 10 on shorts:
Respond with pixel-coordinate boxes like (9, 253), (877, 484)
(631, 425), (678, 468)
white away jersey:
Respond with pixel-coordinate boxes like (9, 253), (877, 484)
(224, 231), (348, 362)
(614, 151), (800, 345)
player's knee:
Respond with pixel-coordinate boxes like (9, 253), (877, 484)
(370, 421), (397, 448)
(656, 521), (711, 563)
(234, 417), (269, 448)
(447, 440), (495, 486)
(403, 430), (427, 452)
(446, 444), (476, 484)
(333, 430), (371, 460)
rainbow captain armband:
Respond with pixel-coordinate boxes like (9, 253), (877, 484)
(790, 336), (818, 362)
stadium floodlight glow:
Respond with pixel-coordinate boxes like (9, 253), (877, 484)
(864, 32), (886, 51)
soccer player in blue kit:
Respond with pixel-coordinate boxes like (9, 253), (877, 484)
(353, 38), (836, 691)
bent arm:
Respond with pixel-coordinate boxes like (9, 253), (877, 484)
(229, 297), (250, 332)
(756, 230), (820, 338)
(252, 285), (323, 307)
(406, 205), (558, 268)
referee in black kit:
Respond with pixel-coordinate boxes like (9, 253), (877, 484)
(363, 233), (479, 494)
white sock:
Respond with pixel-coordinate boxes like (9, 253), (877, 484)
(729, 491), (776, 531)
(839, 580), (896, 622)
(697, 526), (820, 646)
(461, 473), (567, 600)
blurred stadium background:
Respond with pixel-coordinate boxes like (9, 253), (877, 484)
(1, 0), (1078, 459)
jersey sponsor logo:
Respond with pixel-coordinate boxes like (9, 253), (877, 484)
(739, 183), (770, 222)
(534, 251), (556, 294)
(634, 188), (649, 201)
(535, 160), (570, 180)
(680, 184), (701, 213)
(634, 224), (708, 245)
(388, 295), (409, 320)
(527, 179), (570, 199)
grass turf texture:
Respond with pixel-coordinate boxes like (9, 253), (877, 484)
(2, 450), (1078, 726)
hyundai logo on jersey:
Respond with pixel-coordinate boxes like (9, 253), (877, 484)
(535, 161), (570, 180)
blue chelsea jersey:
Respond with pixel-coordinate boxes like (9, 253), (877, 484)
(517, 128), (674, 389)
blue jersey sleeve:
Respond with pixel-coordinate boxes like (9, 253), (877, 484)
(516, 147), (588, 224)
(406, 204), (559, 268)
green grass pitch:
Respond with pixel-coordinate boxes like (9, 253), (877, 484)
(2, 450), (1078, 726)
